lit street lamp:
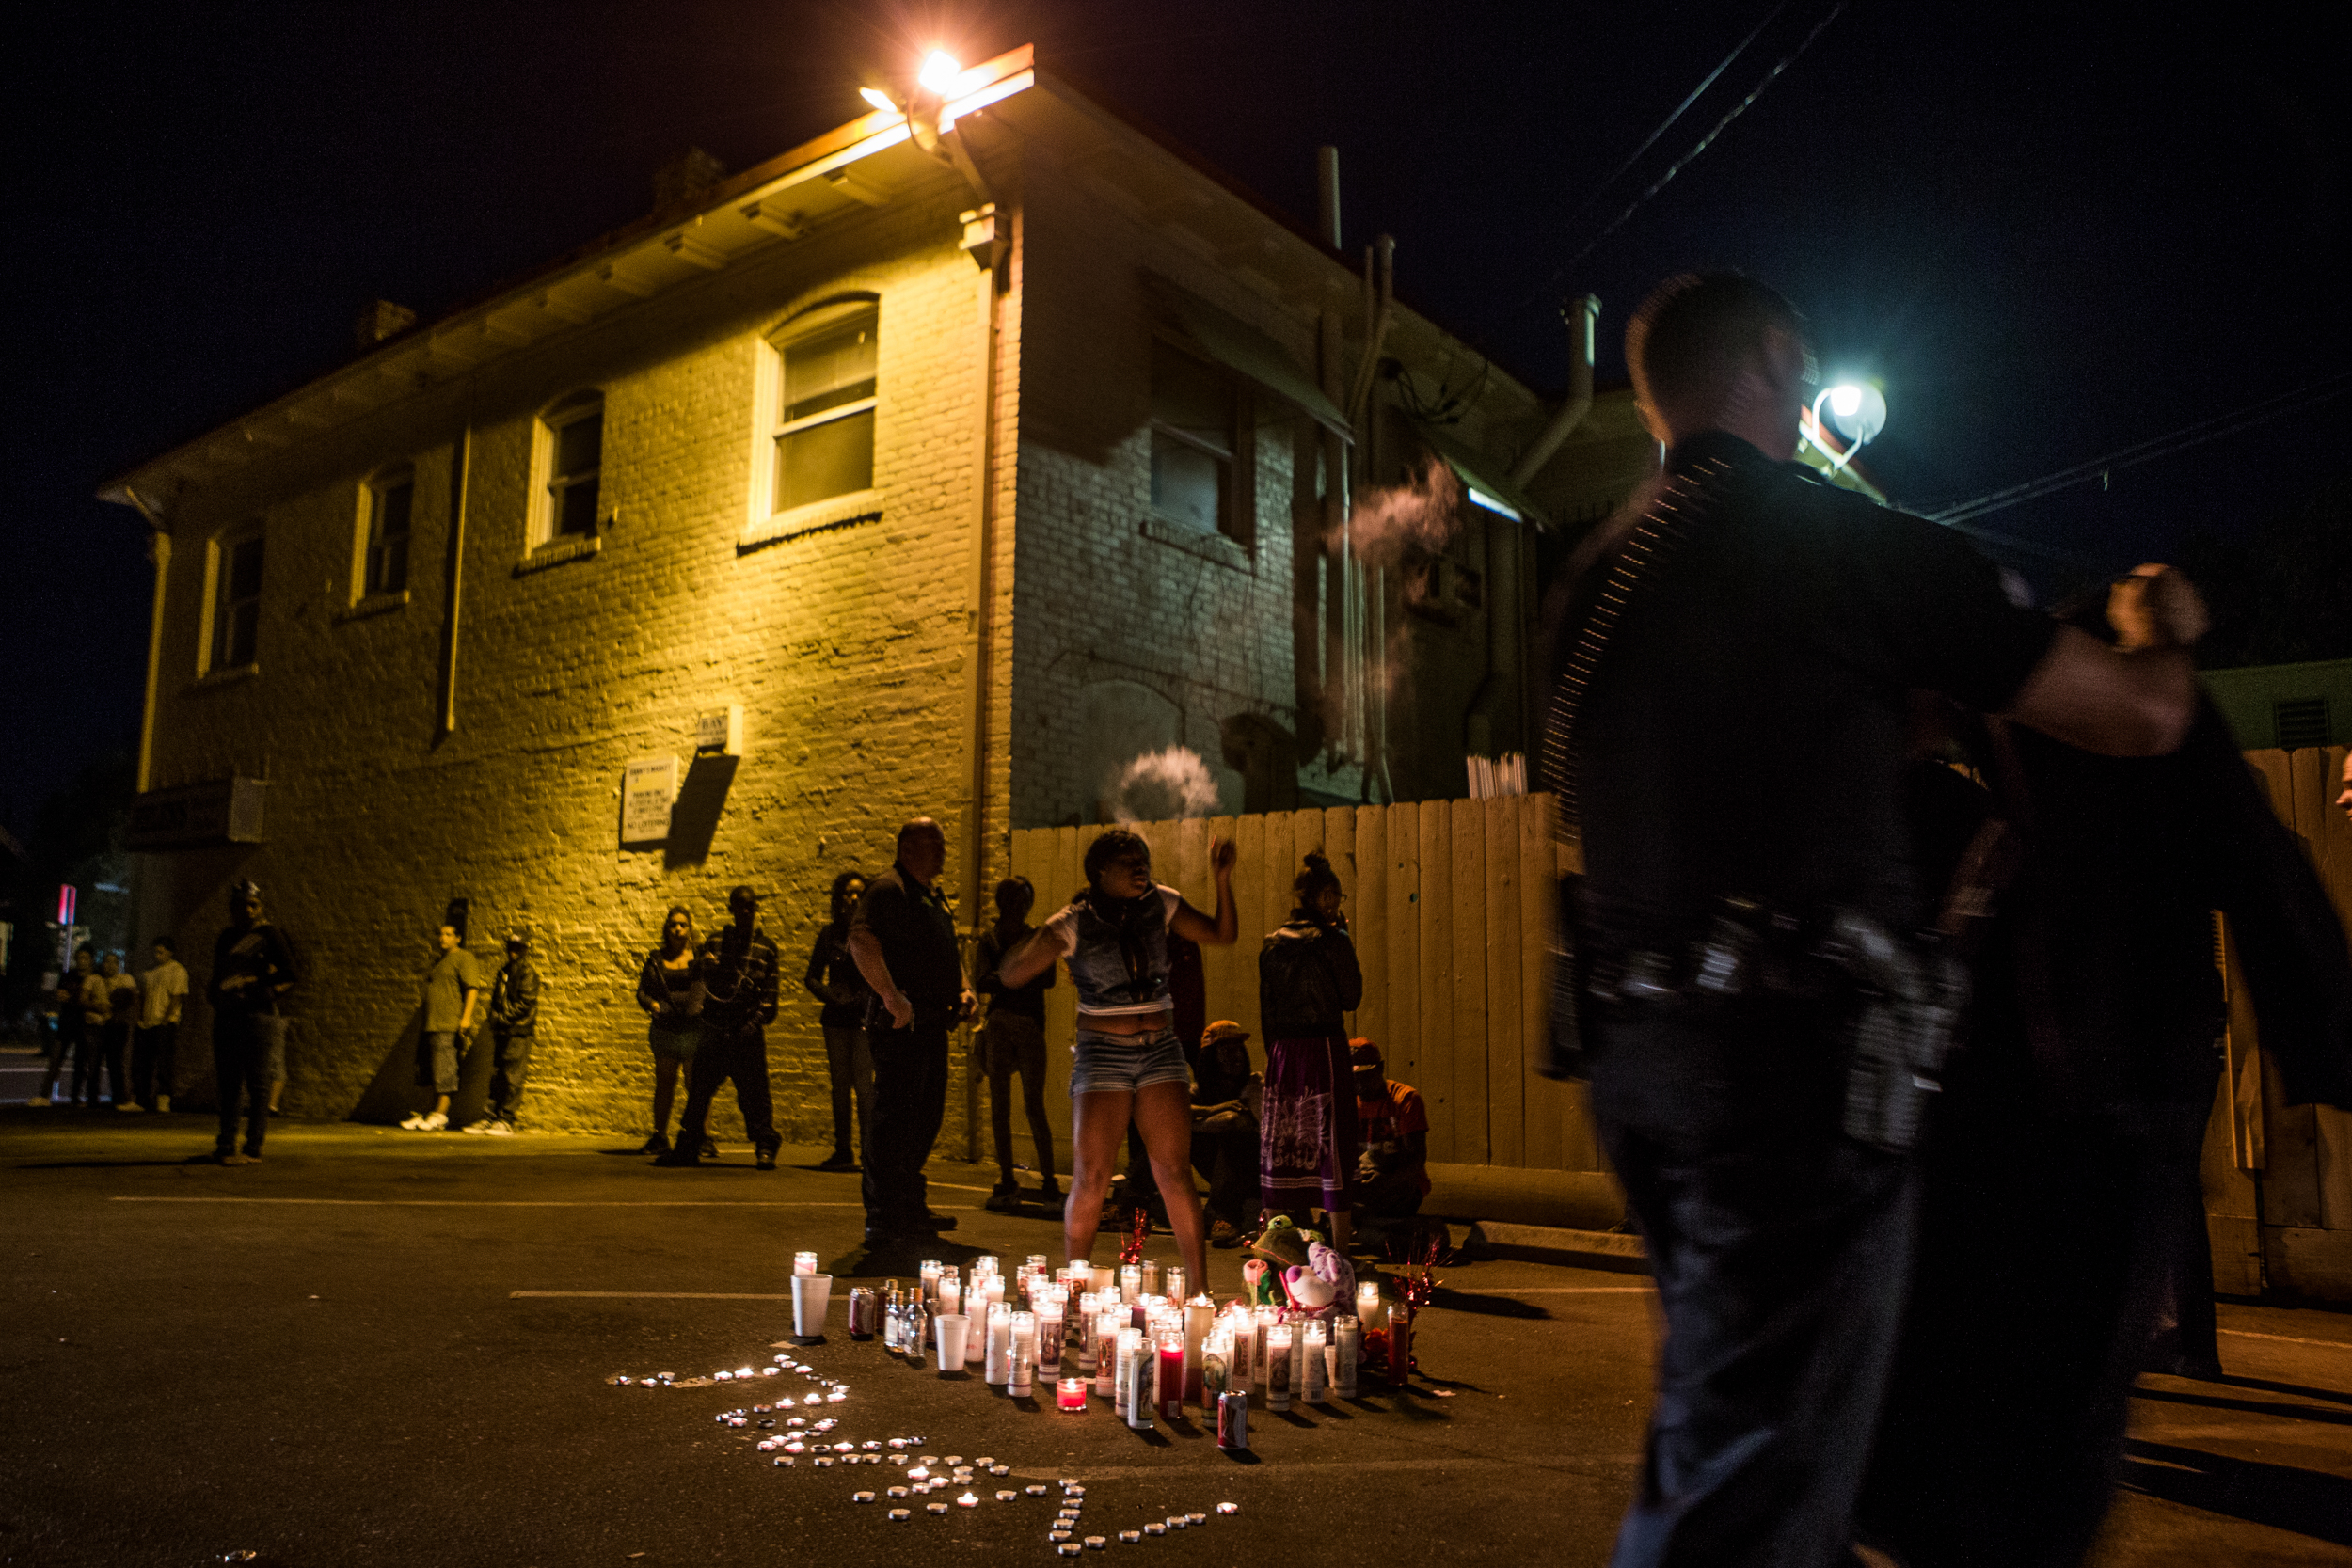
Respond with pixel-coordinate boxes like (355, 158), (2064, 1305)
(1806, 380), (1886, 477)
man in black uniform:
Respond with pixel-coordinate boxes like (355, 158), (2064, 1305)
(665, 885), (784, 1169)
(848, 819), (976, 1243)
(205, 881), (298, 1165)
(1548, 273), (2208, 1568)
(466, 931), (540, 1136)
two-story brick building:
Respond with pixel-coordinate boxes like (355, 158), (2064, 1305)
(103, 46), (1645, 1141)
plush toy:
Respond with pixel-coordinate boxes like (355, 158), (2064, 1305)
(1280, 1240), (1356, 1313)
(1238, 1258), (1283, 1307)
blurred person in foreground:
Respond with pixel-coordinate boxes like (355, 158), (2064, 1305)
(1860, 573), (2352, 1568)
(1545, 270), (2211, 1568)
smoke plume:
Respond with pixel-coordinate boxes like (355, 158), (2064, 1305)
(1108, 746), (1223, 823)
(1341, 454), (1464, 568)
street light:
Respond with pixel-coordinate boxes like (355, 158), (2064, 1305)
(1807, 381), (1886, 477)
(917, 50), (961, 94)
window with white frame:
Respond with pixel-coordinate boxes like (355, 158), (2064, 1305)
(539, 391), (604, 540)
(208, 527), (264, 672)
(1149, 339), (1244, 544)
(361, 465), (413, 596)
(771, 304), (878, 513)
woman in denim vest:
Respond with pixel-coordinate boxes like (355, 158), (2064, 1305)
(996, 827), (1237, 1286)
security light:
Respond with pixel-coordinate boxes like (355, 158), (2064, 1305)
(859, 87), (898, 113)
(918, 51), (961, 94)
(1828, 383), (1864, 420)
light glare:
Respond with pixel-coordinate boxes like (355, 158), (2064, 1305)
(1828, 384), (1864, 419)
(918, 51), (961, 93)
(859, 87), (897, 113)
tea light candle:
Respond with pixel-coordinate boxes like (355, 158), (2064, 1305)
(1264, 1323), (1294, 1411)
(794, 1251), (819, 1276)
(1057, 1376), (1088, 1412)
(1357, 1281), (1384, 1333)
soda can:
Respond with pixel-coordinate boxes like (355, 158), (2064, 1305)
(848, 1288), (878, 1339)
(1216, 1390), (1249, 1450)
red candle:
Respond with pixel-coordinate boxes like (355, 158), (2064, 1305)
(1057, 1376), (1088, 1412)
(1156, 1338), (1185, 1421)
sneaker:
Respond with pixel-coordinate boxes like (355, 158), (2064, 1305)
(420, 1111), (449, 1132)
(1210, 1219), (1244, 1249)
(639, 1132), (672, 1156)
(817, 1150), (856, 1171)
(118, 1102), (144, 1113)
(461, 1120), (490, 1135)
(219, 1151), (257, 1166)
(399, 1113), (428, 1131)
(755, 1139), (779, 1171)
(985, 1183), (1022, 1213)
(479, 1119), (516, 1137)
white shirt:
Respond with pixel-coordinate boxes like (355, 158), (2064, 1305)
(140, 959), (189, 1028)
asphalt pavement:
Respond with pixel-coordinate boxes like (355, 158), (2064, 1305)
(2, 1111), (2347, 1568)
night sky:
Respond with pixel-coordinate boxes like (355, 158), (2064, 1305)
(5, 1), (2344, 830)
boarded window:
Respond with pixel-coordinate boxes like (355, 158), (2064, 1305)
(364, 468), (412, 595)
(211, 531), (263, 670)
(1149, 340), (1240, 541)
(774, 306), (878, 512)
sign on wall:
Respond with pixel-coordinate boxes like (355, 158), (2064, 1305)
(621, 755), (679, 845)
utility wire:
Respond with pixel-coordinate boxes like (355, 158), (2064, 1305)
(1549, 1), (1851, 282)
(1922, 370), (2352, 525)
(1537, 3), (1787, 270)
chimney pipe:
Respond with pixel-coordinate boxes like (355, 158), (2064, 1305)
(1507, 293), (1600, 489)
(1315, 146), (1342, 250)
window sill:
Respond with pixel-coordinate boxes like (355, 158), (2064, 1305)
(740, 489), (883, 554)
(515, 534), (603, 576)
(190, 664), (259, 691)
(1140, 515), (1251, 571)
(335, 590), (411, 624)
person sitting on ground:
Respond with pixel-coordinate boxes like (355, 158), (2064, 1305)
(636, 905), (707, 1158)
(1190, 1020), (1263, 1248)
(1349, 1038), (1430, 1244)
(404, 923), (482, 1132)
(975, 875), (1061, 1212)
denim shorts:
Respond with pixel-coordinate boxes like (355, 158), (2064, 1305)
(1070, 1024), (1191, 1097)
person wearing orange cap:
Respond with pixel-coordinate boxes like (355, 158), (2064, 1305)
(1349, 1038), (1428, 1242)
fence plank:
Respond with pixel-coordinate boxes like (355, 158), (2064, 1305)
(1484, 795), (1525, 1167)
(1198, 816), (1243, 1038)
(1418, 800), (1456, 1163)
(1233, 811), (1269, 1046)
(1386, 805), (1423, 1122)
(1354, 806), (1389, 1058)
(1324, 807), (1359, 1036)
(1448, 797), (1489, 1164)
(1518, 794), (1563, 1169)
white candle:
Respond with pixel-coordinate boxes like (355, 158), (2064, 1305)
(939, 1279), (961, 1318)
(1164, 1266), (1186, 1304)
(1009, 1335), (1034, 1400)
(1302, 1320), (1328, 1403)
(1114, 1328), (1141, 1418)
(1334, 1314), (1360, 1399)
(1357, 1281), (1384, 1334)
(1076, 1294), (1100, 1372)
(1094, 1312), (1121, 1399)
(921, 1260), (942, 1306)
(986, 1304), (1011, 1382)
(1039, 1306), (1064, 1372)
(1120, 1266), (1142, 1306)
(1264, 1323), (1293, 1411)
(1092, 1264), (1115, 1296)
(1226, 1307), (1255, 1394)
(1140, 1260), (1160, 1297)
(793, 1251), (818, 1276)
(1121, 1330), (1152, 1429)
(1183, 1293), (1214, 1401)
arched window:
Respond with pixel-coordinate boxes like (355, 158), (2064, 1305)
(536, 390), (604, 541)
(770, 301), (878, 514)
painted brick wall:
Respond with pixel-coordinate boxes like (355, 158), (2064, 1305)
(134, 169), (1012, 1149)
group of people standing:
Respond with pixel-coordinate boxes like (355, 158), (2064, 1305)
(34, 938), (189, 1113)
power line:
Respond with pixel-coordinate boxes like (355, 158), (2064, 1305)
(1549, 1), (1851, 283)
(1531, 3), (1788, 288)
(1922, 371), (2352, 525)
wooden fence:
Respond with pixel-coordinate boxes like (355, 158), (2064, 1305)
(1005, 793), (1603, 1175)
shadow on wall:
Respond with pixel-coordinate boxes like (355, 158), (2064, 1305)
(666, 756), (739, 871)
(346, 1010), (501, 1128)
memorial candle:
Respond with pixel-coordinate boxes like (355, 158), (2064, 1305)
(1114, 1329), (1141, 1418)
(921, 1260), (942, 1306)
(1302, 1320), (1329, 1403)
(1139, 1260), (1160, 1297)
(1357, 1282), (1384, 1334)
(1009, 1338), (1034, 1400)
(1094, 1313), (1120, 1399)
(1264, 1323), (1293, 1411)
(793, 1251), (818, 1276)
(1200, 1330), (1232, 1405)
(1122, 1332), (1152, 1429)
(1075, 1294), (1100, 1373)
(1183, 1294), (1214, 1402)
(1163, 1267), (1185, 1305)
(1226, 1307), (1255, 1395)
(1334, 1314), (1360, 1398)
(1038, 1304), (1064, 1373)
(986, 1304), (1012, 1383)
(1057, 1376), (1089, 1412)
(1011, 1310), (1037, 1387)
(939, 1278), (961, 1319)
(1120, 1265), (1141, 1306)
(1157, 1335), (1186, 1421)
